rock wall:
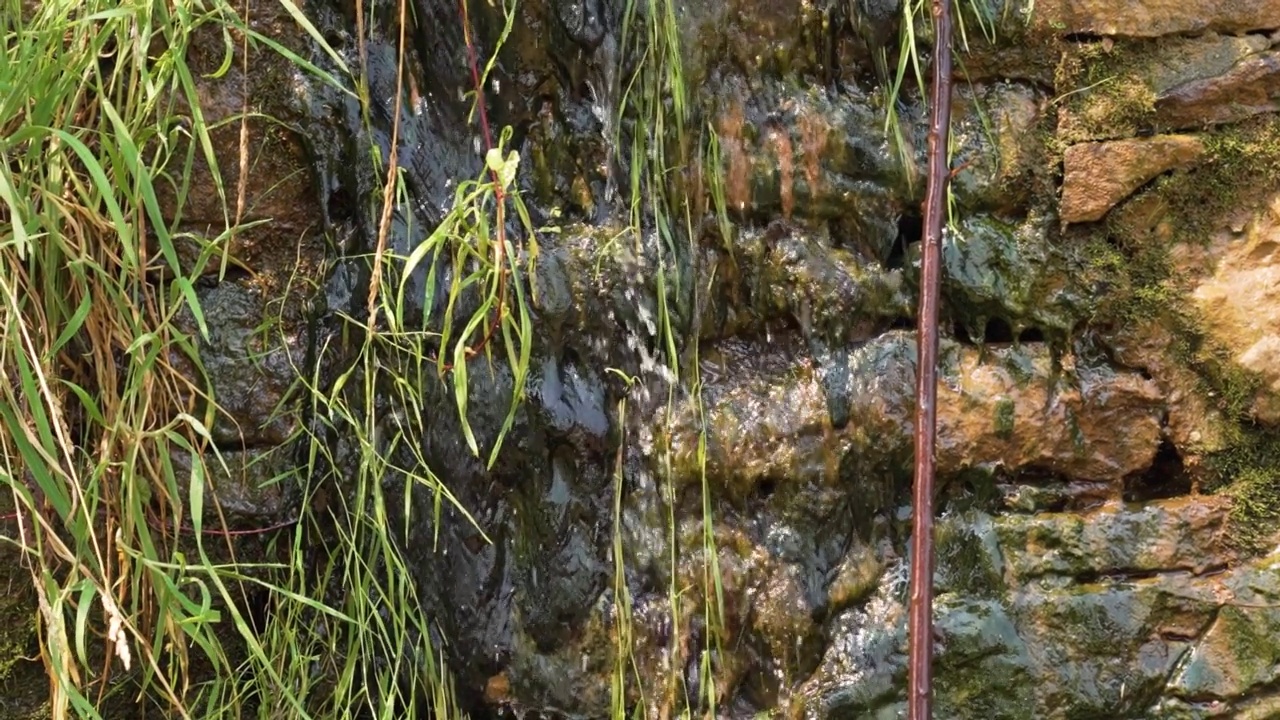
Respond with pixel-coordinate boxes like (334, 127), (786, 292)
(170, 0), (1280, 718)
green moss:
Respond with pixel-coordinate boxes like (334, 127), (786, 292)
(1068, 114), (1280, 553)
(1055, 41), (1158, 145)
(1080, 115), (1280, 342)
(936, 519), (1005, 599)
(1153, 120), (1280, 240)
(993, 398), (1015, 440)
(1201, 434), (1280, 551)
(932, 600), (1035, 720)
(1219, 605), (1280, 684)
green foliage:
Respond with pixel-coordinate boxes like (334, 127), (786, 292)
(612, 0), (728, 715)
(0, 0), (534, 716)
(0, 0), (262, 715)
(271, 0), (537, 717)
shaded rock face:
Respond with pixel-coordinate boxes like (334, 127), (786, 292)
(175, 0), (1280, 717)
(150, 0), (326, 524)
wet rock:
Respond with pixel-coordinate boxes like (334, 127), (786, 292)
(676, 0), (834, 84)
(996, 497), (1235, 581)
(1192, 194), (1280, 424)
(939, 214), (1098, 340)
(1061, 135), (1205, 224)
(172, 280), (307, 447)
(1171, 605), (1280, 702)
(949, 82), (1048, 213)
(799, 588), (1036, 719)
(748, 556), (823, 693)
(1015, 575), (1218, 718)
(158, 4), (324, 277)
(752, 223), (912, 341)
(1057, 34), (1274, 143)
(929, 597), (1035, 718)
(521, 93), (613, 217)
(273, 1), (1280, 717)
(797, 586), (907, 717)
(671, 333), (1164, 500)
(848, 0), (903, 67)
(1156, 52), (1280, 130)
(1033, 0), (1280, 38)
(710, 78), (907, 226)
(554, 0), (606, 51)
(1103, 317), (1234, 457)
(1165, 553), (1280, 704)
(1235, 695), (1280, 720)
(170, 445), (301, 527)
(351, 331), (621, 718)
(936, 511), (1006, 598)
(710, 80), (1049, 225)
(826, 536), (886, 610)
(935, 343), (1164, 482)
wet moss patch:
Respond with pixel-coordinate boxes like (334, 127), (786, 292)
(1055, 40), (1159, 145)
(1072, 114), (1280, 552)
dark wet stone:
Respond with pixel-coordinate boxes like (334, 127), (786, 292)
(262, 1), (1280, 717)
(172, 280), (307, 447)
(996, 497), (1235, 581)
(170, 445), (302, 526)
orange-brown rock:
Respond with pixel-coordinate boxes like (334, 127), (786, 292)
(1034, 0), (1280, 37)
(1192, 194), (1280, 424)
(671, 334), (1165, 498)
(1061, 135), (1205, 224)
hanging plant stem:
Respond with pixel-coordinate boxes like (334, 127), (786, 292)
(908, 0), (954, 717)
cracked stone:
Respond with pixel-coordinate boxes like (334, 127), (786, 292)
(1061, 135), (1205, 224)
(1156, 52), (1280, 130)
(1034, 0), (1280, 38)
(996, 496), (1235, 581)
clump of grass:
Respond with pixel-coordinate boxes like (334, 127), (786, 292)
(881, 0), (1001, 196)
(0, 0), (277, 714)
(613, 0), (729, 715)
(242, 0), (547, 717)
(0, 0), (535, 715)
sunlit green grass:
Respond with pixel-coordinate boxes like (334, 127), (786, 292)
(242, 0), (537, 716)
(0, 0), (259, 715)
(0, 0), (521, 716)
(881, 0), (1001, 198)
(613, 0), (727, 715)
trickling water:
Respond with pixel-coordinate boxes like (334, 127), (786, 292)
(589, 32), (621, 212)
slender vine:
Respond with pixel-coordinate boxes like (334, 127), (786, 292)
(907, 0), (954, 717)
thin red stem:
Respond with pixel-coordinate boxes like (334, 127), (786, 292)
(908, 0), (953, 717)
(426, 0), (509, 372)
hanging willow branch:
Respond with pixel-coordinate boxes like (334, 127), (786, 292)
(908, 0), (953, 717)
